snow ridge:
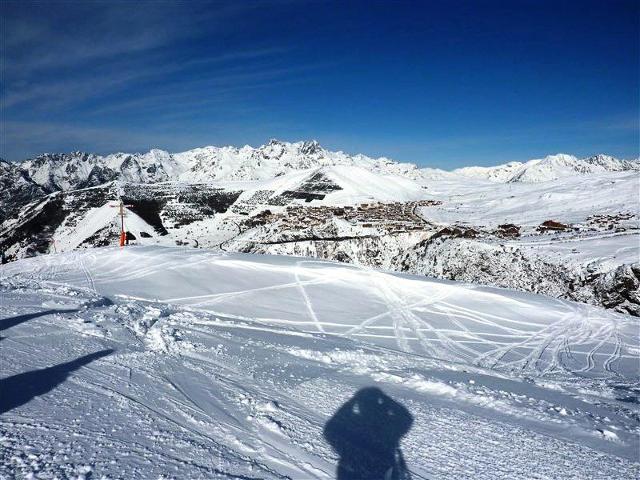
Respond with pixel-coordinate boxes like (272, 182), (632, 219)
(454, 153), (639, 183)
(14, 141), (639, 193)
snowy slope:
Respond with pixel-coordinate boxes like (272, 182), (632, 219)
(416, 170), (639, 280)
(3, 141), (638, 319)
(228, 165), (430, 206)
(1, 247), (638, 479)
(421, 170), (639, 229)
(31, 247), (637, 376)
(52, 202), (162, 252)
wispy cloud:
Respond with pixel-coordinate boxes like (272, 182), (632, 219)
(1, 2), (297, 106)
(1, 1), (258, 77)
(87, 75), (314, 119)
(0, 47), (304, 110)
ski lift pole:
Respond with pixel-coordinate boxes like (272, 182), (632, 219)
(119, 200), (126, 247)
(110, 199), (134, 247)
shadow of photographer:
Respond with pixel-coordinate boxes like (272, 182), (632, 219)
(324, 386), (413, 480)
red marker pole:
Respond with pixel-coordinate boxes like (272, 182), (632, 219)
(119, 201), (125, 247)
(111, 199), (134, 247)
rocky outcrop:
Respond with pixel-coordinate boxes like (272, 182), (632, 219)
(592, 264), (640, 316)
(0, 159), (48, 224)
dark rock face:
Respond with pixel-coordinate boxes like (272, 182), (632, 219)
(176, 186), (242, 215)
(1, 193), (69, 260)
(429, 226), (479, 241)
(121, 183), (242, 229)
(83, 165), (119, 188)
(277, 191), (327, 203)
(398, 238), (640, 317)
(300, 140), (322, 155)
(398, 237), (573, 295)
(593, 264), (640, 316)
(270, 172), (343, 204)
(81, 224), (120, 248)
(122, 199), (169, 235)
(0, 159), (48, 224)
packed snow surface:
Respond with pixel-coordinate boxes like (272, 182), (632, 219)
(1, 247), (638, 479)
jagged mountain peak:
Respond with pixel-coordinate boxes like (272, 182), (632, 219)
(300, 139), (322, 155)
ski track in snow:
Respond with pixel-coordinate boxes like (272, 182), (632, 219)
(0, 246), (639, 479)
(6, 247), (638, 377)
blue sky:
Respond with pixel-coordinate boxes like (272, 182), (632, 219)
(1, 0), (638, 168)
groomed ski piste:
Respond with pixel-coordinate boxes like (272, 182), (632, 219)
(1, 246), (638, 479)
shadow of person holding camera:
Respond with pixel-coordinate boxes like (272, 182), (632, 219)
(324, 386), (413, 480)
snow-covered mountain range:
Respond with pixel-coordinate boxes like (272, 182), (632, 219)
(4, 140), (638, 194)
(9, 140), (423, 193)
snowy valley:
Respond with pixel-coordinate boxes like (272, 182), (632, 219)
(1, 141), (638, 316)
(0, 141), (639, 479)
